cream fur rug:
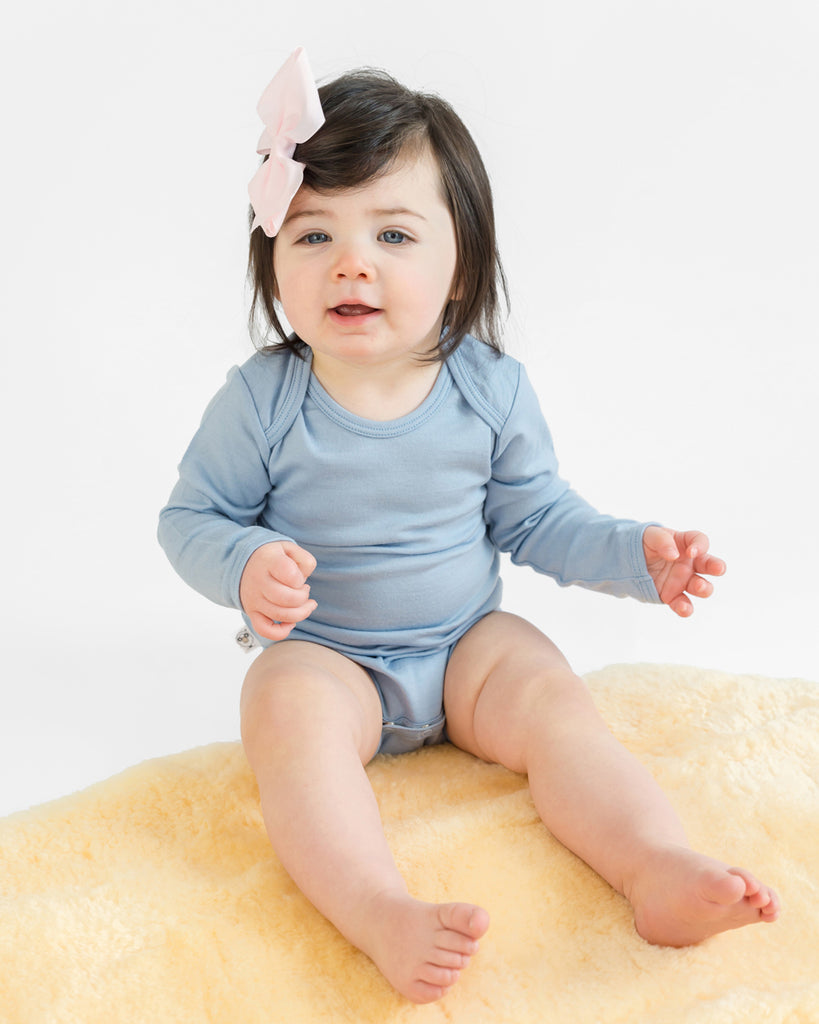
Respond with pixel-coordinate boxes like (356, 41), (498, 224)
(2, 664), (818, 1023)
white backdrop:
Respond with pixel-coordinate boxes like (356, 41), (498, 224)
(2, 0), (817, 815)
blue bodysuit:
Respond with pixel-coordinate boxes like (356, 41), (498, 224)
(158, 336), (661, 752)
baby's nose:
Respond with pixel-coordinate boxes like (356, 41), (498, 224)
(332, 243), (375, 280)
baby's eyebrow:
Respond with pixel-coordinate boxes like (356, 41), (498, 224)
(282, 205), (428, 228)
(282, 208), (330, 226)
(371, 207), (427, 221)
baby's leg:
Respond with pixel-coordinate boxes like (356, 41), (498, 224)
(444, 612), (779, 946)
(240, 640), (488, 1003)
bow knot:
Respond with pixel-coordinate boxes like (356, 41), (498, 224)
(248, 48), (325, 237)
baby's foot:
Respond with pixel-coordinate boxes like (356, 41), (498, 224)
(354, 891), (490, 1003)
(626, 844), (780, 947)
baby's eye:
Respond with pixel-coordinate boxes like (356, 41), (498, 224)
(379, 229), (408, 245)
(300, 231), (330, 245)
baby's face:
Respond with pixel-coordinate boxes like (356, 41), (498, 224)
(273, 146), (458, 374)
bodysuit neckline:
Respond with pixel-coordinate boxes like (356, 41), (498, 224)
(305, 362), (453, 439)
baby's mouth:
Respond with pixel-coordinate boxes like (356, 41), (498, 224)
(332, 304), (380, 317)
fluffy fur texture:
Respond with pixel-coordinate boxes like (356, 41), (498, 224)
(2, 664), (818, 1023)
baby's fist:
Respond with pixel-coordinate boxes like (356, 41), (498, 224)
(239, 541), (317, 641)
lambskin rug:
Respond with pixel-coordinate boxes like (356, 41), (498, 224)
(2, 663), (818, 1023)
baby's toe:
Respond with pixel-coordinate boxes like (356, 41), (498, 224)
(419, 963), (460, 989)
(760, 889), (781, 919)
(432, 946), (471, 970)
(438, 902), (490, 941)
(746, 887), (771, 909)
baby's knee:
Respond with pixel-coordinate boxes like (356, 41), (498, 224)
(239, 643), (383, 762)
(239, 653), (316, 749)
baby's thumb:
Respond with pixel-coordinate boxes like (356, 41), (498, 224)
(644, 525), (679, 562)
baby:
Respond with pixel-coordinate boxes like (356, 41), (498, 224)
(158, 49), (779, 1003)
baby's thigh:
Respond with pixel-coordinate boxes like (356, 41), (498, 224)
(443, 611), (586, 769)
(240, 639), (384, 764)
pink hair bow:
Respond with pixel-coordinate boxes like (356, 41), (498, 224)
(248, 47), (325, 237)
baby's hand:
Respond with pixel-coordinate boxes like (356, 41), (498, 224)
(643, 526), (726, 618)
(239, 541), (318, 642)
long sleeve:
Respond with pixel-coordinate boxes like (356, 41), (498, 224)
(157, 365), (293, 609)
(484, 365), (661, 603)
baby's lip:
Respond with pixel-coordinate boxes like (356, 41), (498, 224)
(332, 303), (381, 316)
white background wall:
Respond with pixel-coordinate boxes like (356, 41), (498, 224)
(2, 0), (817, 816)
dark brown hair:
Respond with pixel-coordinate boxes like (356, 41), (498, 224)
(247, 68), (508, 360)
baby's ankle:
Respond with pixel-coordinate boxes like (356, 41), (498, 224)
(608, 837), (690, 906)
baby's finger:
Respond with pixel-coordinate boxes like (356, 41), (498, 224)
(681, 531), (711, 562)
(668, 594), (694, 617)
(270, 552), (308, 588)
(697, 552), (726, 577)
(281, 542), (318, 582)
(644, 525), (679, 562)
(249, 599), (318, 641)
(248, 614), (298, 643)
(258, 598), (317, 625)
(262, 579), (312, 609)
(686, 574), (714, 599)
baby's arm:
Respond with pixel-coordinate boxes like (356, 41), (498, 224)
(239, 541), (318, 642)
(483, 363), (726, 608)
(158, 363), (300, 612)
(485, 367), (660, 603)
(642, 526), (726, 617)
